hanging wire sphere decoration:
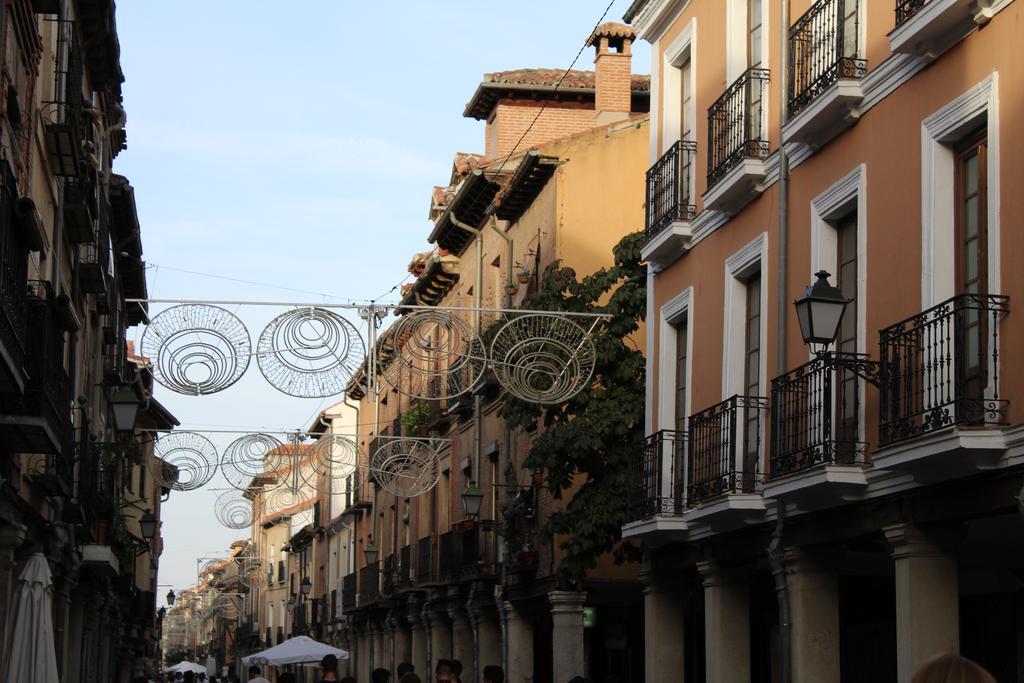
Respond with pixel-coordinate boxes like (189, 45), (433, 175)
(257, 307), (365, 398)
(489, 313), (597, 405)
(263, 486), (312, 520)
(370, 438), (440, 498)
(381, 310), (484, 400)
(220, 433), (290, 492)
(155, 432), (219, 491)
(300, 435), (359, 493)
(214, 489), (254, 530)
(233, 556), (264, 589)
(141, 304), (251, 396)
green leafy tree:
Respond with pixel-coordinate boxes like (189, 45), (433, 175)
(501, 231), (646, 587)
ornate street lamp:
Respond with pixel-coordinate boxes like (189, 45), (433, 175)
(363, 541), (379, 565)
(300, 576), (312, 597)
(138, 510), (157, 542)
(461, 483), (483, 518)
(166, 589), (176, 606)
(108, 385), (142, 432)
(794, 271), (849, 351)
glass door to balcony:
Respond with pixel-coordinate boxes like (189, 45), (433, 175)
(742, 273), (762, 490)
(955, 130), (988, 403)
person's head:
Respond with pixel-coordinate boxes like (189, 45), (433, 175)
(435, 659), (454, 681)
(247, 665), (262, 680)
(451, 660), (463, 680)
(399, 674), (422, 683)
(911, 654), (996, 683)
(183, 673), (195, 683)
(482, 665), (504, 683)
(397, 662), (415, 676)
(371, 668), (391, 683)
(321, 654), (339, 673)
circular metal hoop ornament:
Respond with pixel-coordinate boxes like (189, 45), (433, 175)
(301, 435), (359, 492)
(370, 438), (440, 498)
(264, 486), (309, 518)
(220, 433), (288, 491)
(381, 310), (483, 399)
(142, 304), (251, 396)
(155, 432), (219, 491)
(489, 314), (596, 405)
(215, 490), (254, 530)
(257, 307), (365, 398)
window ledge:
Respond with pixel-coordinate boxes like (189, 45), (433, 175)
(702, 158), (767, 215)
(872, 427), (1006, 481)
(888, 0), (993, 59)
(762, 464), (868, 511)
(782, 79), (864, 148)
(641, 219), (693, 272)
(621, 515), (688, 544)
(684, 493), (766, 533)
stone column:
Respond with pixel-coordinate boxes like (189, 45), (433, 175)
(884, 524), (960, 682)
(391, 611), (412, 672)
(504, 601), (534, 683)
(642, 579), (688, 683)
(408, 596), (428, 676)
(356, 627), (370, 681)
(549, 590), (587, 682)
(698, 560), (751, 683)
(428, 598), (453, 669)
(786, 549), (840, 683)
(0, 522), (26, 675)
(472, 604), (501, 675)
(449, 601), (475, 683)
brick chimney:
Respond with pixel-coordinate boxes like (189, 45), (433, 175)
(589, 22), (636, 125)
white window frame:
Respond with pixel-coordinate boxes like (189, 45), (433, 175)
(726, 0), (770, 81)
(921, 72), (1000, 308)
(658, 287), (695, 433)
(722, 233), (768, 399)
(662, 18), (697, 154)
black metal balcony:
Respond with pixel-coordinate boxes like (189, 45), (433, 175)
(788, 0), (866, 117)
(0, 175), (30, 394)
(416, 536), (436, 584)
(460, 520), (499, 581)
(359, 562), (379, 606)
(276, 626), (284, 644)
(277, 560), (285, 583)
(79, 204), (110, 295)
(771, 352), (879, 477)
(439, 530), (461, 582)
(895, 0), (929, 25)
(382, 553), (397, 595)
(293, 602), (307, 632)
(707, 68), (771, 186)
(42, 22), (84, 178)
(399, 544), (412, 588)
(63, 175), (97, 243)
(627, 430), (685, 521)
(341, 573), (356, 612)
(645, 140), (698, 241)
(689, 395), (768, 504)
(0, 281), (72, 456)
(879, 293), (1009, 446)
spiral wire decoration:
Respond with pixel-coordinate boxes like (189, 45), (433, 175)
(220, 433), (289, 491)
(155, 432), (219, 491)
(142, 304), (251, 396)
(489, 313), (597, 404)
(370, 438), (440, 498)
(257, 307), (365, 398)
(382, 310), (484, 400)
(301, 435), (359, 492)
(215, 489), (254, 530)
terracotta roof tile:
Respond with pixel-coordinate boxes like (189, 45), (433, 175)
(586, 22), (637, 45)
(481, 68), (649, 93)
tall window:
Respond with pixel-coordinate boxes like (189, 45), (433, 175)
(842, 0), (859, 59)
(955, 130), (988, 400)
(680, 59), (693, 143)
(674, 316), (689, 433)
(748, 0), (763, 68)
(836, 212), (859, 457)
(742, 272), (761, 487)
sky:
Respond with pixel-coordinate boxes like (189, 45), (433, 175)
(113, 1), (650, 604)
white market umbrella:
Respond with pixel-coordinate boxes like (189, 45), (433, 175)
(166, 660), (208, 674)
(242, 635), (348, 666)
(3, 553), (59, 683)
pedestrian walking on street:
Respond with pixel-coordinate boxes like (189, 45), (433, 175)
(912, 653), (996, 683)
(320, 654), (340, 681)
(399, 674), (421, 683)
(435, 659), (454, 681)
(482, 665), (504, 683)
(372, 666), (391, 682)
(451, 660), (463, 683)
(397, 662), (415, 677)
(247, 664), (270, 683)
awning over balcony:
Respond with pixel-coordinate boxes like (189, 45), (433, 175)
(109, 174), (147, 324)
(399, 253), (461, 308)
(493, 151), (560, 224)
(428, 170), (502, 254)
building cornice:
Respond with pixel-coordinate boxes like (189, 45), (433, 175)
(630, 0), (691, 43)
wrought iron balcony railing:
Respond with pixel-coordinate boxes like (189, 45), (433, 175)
(0, 174), (30, 384)
(708, 68), (771, 186)
(771, 352), (879, 477)
(382, 553), (397, 595)
(416, 536), (436, 584)
(399, 544), (412, 588)
(895, 0), (929, 26)
(439, 530), (461, 582)
(879, 293), (1009, 446)
(688, 395), (768, 504)
(460, 520), (499, 581)
(645, 140), (698, 241)
(788, 0), (866, 117)
(359, 562), (379, 606)
(627, 430), (685, 521)
(341, 572), (356, 612)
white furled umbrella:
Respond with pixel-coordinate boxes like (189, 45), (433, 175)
(166, 660), (208, 674)
(242, 635), (349, 666)
(3, 552), (59, 683)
